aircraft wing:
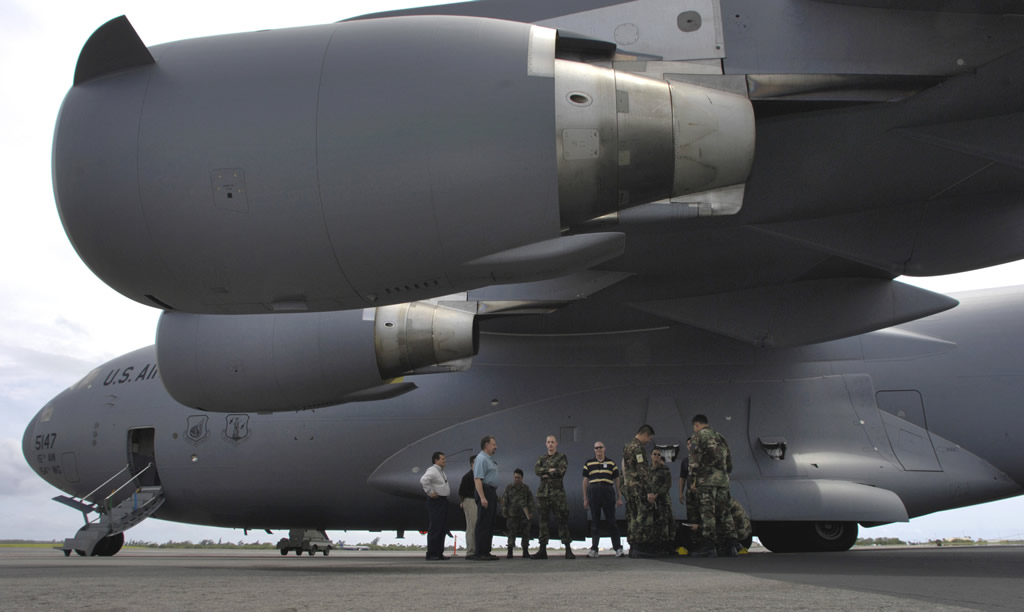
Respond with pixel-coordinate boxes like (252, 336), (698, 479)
(50, 1), (1024, 386)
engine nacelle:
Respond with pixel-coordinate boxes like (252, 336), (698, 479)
(54, 15), (754, 315)
(156, 302), (478, 413)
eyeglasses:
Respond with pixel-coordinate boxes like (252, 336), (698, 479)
(594, 446), (604, 449)
(652, 453), (662, 457)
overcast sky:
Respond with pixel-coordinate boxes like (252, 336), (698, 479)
(1, 1), (1021, 548)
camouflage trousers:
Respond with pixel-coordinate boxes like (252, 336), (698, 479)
(505, 514), (531, 540)
(730, 497), (752, 542)
(653, 500), (675, 548)
(685, 487), (699, 525)
(537, 492), (569, 544)
(696, 486), (737, 545)
(624, 492), (657, 545)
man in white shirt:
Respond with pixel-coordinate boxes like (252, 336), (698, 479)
(420, 451), (451, 560)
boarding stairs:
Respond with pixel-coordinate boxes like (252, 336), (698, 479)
(53, 463), (165, 556)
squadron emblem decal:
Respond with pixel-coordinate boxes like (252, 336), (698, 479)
(185, 415), (209, 445)
(223, 414), (251, 444)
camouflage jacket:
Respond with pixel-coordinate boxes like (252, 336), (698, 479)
(501, 482), (535, 519)
(689, 426), (732, 487)
(534, 452), (568, 497)
(650, 462), (672, 503)
(621, 437), (650, 495)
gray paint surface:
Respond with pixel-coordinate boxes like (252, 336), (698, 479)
(34, 0), (1024, 551)
(23, 288), (1024, 536)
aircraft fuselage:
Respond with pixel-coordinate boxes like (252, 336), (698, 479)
(24, 288), (1024, 538)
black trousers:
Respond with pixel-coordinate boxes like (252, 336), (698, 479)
(588, 484), (622, 551)
(475, 485), (498, 555)
(426, 496), (449, 558)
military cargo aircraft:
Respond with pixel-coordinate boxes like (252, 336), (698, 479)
(25, 0), (1024, 555)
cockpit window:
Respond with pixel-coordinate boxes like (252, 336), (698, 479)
(70, 366), (103, 391)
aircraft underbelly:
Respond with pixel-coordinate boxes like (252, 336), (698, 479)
(733, 479), (907, 523)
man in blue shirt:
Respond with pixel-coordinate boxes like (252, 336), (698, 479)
(471, 435), (499, 560)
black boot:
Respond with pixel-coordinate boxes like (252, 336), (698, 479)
(506, 544), (514, 559)
(531, 544), (548, 559)
(722, 539), (740, 557)
(564, 545), (576, 559)
(521, 538), (530, 558)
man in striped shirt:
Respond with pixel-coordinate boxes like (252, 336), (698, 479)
(581, 441), (624, 558)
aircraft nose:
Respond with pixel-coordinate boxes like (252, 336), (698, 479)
(22, 395), (62, 486)
(21, 406), (39, 470)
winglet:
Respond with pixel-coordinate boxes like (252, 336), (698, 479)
(74, 16), (155, 86)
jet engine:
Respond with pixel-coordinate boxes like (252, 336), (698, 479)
(155, 302), (478, 413)
(54, 15), (754, 315)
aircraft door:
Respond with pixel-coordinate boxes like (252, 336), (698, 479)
(128, 427), (161, 486)
(876, 391), (942, 471)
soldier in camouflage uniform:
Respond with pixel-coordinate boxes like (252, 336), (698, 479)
(501, 468), (535, 558)
(689, 414), (738, 557)
(679, 438), (699, 525)
(730, 496), (751, 547)
(532, 435), (574, 559)
(622, 424), (657, 557)
(649, 448), (675, 553)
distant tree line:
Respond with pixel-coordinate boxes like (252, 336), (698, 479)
(126, 539), (276, 549)
(856, 537), (908, 546)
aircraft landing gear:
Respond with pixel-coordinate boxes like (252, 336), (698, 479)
(755, 521), (858, 553)
(93, 532), (125, 556)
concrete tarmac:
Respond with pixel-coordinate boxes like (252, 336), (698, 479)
(2, 545), (1021, 611)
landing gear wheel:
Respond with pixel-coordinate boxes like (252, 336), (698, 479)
(94, 532), (125, 557)
(280, 549), (288, 555)
(810, 521), (858, 552)
(756, 521), (857, 553)
(756, 523), (798, 553)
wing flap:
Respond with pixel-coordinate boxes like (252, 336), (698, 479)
(630, 278), (958, 347)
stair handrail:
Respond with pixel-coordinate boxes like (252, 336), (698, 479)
(81, 464), (132, 505)
(104, 463), (153, 511)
